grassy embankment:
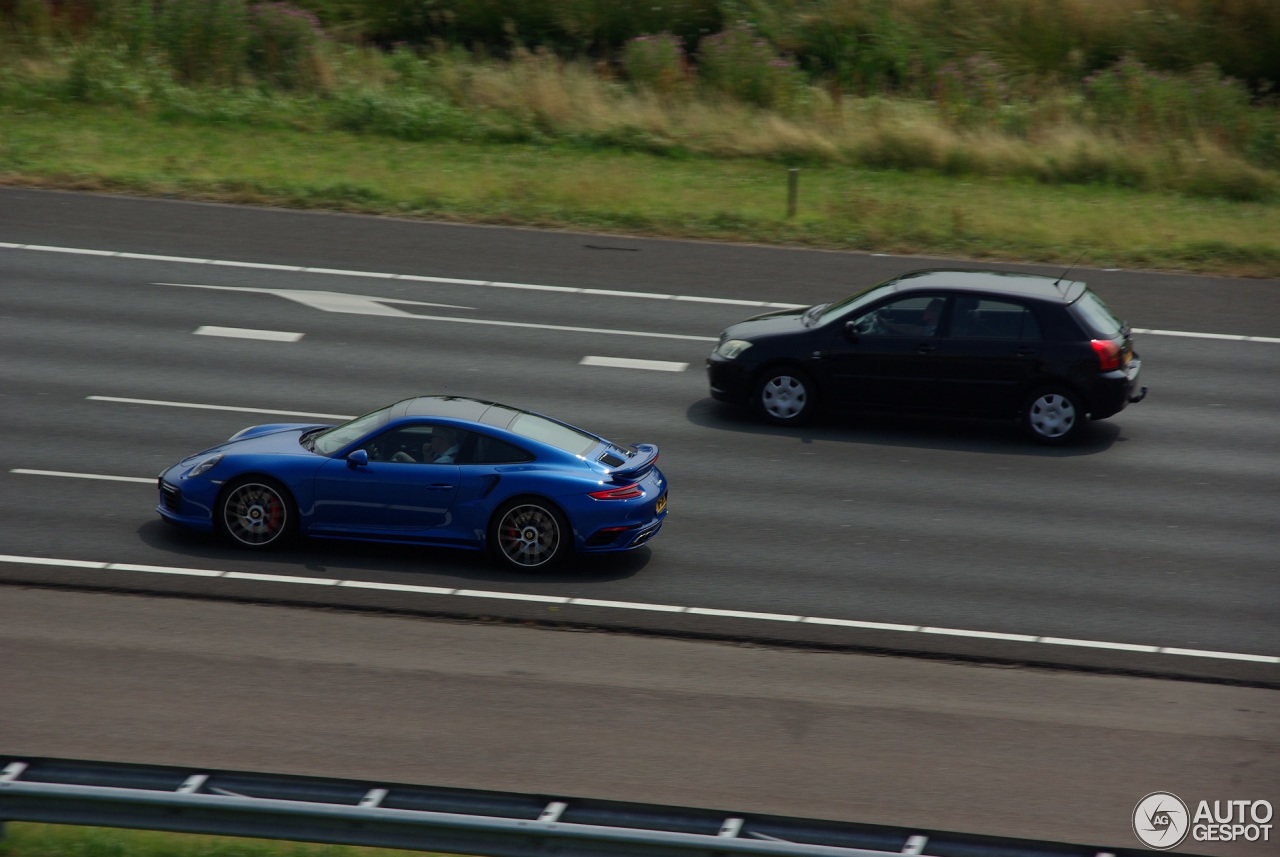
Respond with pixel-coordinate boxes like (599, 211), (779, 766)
(0, 822), (441, 857)
(2, 0), (1279, 276)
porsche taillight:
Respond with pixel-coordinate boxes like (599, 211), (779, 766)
(589, 483), (643, 500)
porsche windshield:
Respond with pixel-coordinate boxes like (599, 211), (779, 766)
(310, 406), (394, 455)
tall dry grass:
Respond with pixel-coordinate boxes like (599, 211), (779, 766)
(1, 0), (1276, 200)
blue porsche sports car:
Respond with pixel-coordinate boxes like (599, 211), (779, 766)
(157, 396), (668, 570)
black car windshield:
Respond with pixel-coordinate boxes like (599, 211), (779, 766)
(509, 412), (599, 457)
(310, 405), (394, 455)
(811, 283), (898, 326)
(1073, 290), (1125, 338)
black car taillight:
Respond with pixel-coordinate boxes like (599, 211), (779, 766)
(1091, 339), (1122, 372)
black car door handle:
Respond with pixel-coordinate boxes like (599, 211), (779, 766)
(917, 344), (937, 354)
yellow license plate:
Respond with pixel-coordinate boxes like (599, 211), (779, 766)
(656, 492), (667, 514)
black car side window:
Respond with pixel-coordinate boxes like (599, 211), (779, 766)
(954, 299), (1042, 341)
(852, 295), (945, 337)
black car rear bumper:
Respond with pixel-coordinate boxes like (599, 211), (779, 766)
(1088, 358), (1144, 420)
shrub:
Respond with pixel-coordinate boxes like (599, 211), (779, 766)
(246, 2), (327, 90)
(329, 88), (472, 141)
(154, 0), (251, 86)
(697, 23), (805, 111)
(95, 0), (157, 60)
(1083, 55), (1252, 140)
(4, 0), (56, 44)
(622, 32), (688, 98)
(934, 53), (1013, 129)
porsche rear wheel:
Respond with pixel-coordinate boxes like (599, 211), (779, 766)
(218, 477), (295, 549)
(490, 498), (569, 571)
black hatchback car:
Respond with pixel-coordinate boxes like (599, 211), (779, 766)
(706, 269), (1147, 444)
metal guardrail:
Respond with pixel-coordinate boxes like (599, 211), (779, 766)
(0, 756), (1156, 857)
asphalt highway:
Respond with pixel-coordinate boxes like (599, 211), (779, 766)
(3, 588), (1276, 857)
(2, 188), (1277, 678)
(2, 187), (1278, 853)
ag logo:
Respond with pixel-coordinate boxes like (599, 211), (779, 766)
(1134, 792), (1190, 849)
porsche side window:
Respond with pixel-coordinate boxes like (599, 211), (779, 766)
(470, 435), (534, 464)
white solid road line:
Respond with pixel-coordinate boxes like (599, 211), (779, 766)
(0, 242), (803, 309)
(5, 240), (1280, 343)
(0, 552), (1275, 665)
(1130, 327), (1280, 344)
(194, 326), (304, 342)
(86, 396), (353, 420)
(580, 356), (690, 372)
(10, 469), (155, 484)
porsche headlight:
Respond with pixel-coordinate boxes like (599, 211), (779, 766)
(187, 453), (224, 478)
(715, 339), (754, 360)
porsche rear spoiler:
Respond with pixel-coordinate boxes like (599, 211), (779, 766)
(609, 443), (660, 480)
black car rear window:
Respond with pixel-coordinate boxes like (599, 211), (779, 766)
(1072, 290), (1124, 338)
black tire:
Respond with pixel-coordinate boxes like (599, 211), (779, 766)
(217, 477), (296, 549)
(489, 497), (571, 571)
(1023, 385), (1087, 445)
(754, 366), (816, 425)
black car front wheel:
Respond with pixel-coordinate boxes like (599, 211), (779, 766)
(490, 498), (570, 571)
(755, 366), (816, 425)
(217, 477), (296, 548)
(1023, 386), (1086, 445)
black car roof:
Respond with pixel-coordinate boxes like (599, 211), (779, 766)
(889, 269), (1086, 303)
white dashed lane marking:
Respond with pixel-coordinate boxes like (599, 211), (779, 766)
(580, 356), (689, 372)
(161, 282), (718, 343)
(0, 550), (1275, 665)
(194, 326), (303, 342)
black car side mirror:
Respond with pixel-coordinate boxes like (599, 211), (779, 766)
(347, 448), (370, 468)
(843, 320), (860, 342)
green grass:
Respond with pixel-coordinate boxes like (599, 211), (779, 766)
(0, 823), (446, 857)
(3, 102), (1278, 277)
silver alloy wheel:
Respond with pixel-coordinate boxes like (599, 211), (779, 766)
(761, 374), (808, 421)
(222, 481), (288, 546)
(496, 503), (562, 568)
(1027, 391), (1078, 439)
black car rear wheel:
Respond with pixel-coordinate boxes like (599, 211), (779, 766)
(490, 498), (570, 571)
(218, 477), (296, 549)
(1023, 385), (1086, 445)
(755, 366), (815, 425)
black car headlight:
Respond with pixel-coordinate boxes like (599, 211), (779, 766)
(714, 339), (754, 360)
(186, 453), (224, 478)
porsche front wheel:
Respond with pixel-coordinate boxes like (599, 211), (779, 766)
(217, 477), (296, 549)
